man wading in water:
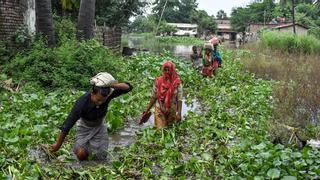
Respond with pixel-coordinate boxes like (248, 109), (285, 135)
(48, 72), (132, 160)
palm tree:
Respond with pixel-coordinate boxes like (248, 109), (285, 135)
(76, 0), (96, 41)
(35, 0), (56, 47)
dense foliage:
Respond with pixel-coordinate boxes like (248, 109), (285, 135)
(2, 40), (115, 90)
(130, 1), (217, 35)
(152, 0), (198, 23)
(231, 0), (276, 32)
(51, 0), (146, 27)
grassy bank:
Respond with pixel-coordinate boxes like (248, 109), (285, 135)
(240, 43), (320, 143)
(1, 39), (320, 178)
(260, 31), (320, 54)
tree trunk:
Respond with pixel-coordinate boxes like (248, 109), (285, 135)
(292, 0), (296, 34)
(35, 0), (56, 47)
(76, 0), (96, 41)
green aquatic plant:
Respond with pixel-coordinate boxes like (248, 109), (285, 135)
(1, 47), (319, 179)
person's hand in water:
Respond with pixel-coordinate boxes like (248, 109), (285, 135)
(46, 132), (66, 152)
(48, 143), (61, 152)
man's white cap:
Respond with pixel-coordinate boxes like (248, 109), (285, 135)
(90, 72), (117, 87)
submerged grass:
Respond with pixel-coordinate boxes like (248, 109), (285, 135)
(240, 43), (320, 143)
(1, 43), (320, 178)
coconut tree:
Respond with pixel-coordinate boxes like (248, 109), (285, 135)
(76, 0), (96, 41)
(35, 0), (56, 47)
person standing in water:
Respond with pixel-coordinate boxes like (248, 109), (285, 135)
(190, 46), (203, 71)
(48, 72), (132, 161)
(210, 33), (223, 68)
(202, 43), (215, 78)
(142, 61), (183, 129)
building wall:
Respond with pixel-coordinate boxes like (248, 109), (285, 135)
(1, 1), (120, 52)
(0, 0), (35, 42)
(276, 26), (308, 36)
(248, 24), (278, 34)
(0, 0), (25, 41)
(95, 26), (122, 53)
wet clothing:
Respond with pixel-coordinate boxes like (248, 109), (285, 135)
(152, 83), (183, 129)
(60, 83), (133, 134)
(202, 53), (214, 77)
(152, 61), (183, 129)
(212, 45), (222, 66)
(156, 61), (181, 115)
(191, 52), (202, 71)
(74, 118), (108, 160)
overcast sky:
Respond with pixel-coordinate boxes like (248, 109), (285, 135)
(141, 0), (258, 19)
(197, 0), (254, 17)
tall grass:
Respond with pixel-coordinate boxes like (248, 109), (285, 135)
(260, 31), (320, 54)
(240, 43), (320, 143)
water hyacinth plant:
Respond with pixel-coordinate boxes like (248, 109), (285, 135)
(1, 45), (320, 178)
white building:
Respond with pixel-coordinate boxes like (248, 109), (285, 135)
(167, 23), (198, 37)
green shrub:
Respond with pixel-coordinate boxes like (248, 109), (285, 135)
(260, 30), (320, 54)
(2, 39), (116, 90)
(53, 17), (76, 44)
(308, 26), (320, 40)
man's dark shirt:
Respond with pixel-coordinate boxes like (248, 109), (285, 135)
(60, 83), (132, 134)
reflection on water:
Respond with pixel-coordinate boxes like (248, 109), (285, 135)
(127, 36), (194, 60)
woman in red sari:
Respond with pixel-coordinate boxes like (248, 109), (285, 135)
(143, 61), (183, 129)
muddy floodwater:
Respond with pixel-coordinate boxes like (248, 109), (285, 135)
(28, 98), (200, 166)
(109, 98), (200, 150)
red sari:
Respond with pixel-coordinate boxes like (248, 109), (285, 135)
(154, 61), (182, 128)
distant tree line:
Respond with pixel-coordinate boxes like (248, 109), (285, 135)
(230, 0), (320, 38)
(129, 0), (223, 36)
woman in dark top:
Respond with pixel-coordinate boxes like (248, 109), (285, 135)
(190, 46), (203, 71)
(49, 72), (132, 161)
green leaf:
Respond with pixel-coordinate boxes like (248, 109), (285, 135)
(3, 136), (19, 143)
(201, 153), (212, 161)
(252, 143), (266, 150)
(267, 168), (280, 179)
(254, 176), (264, 180)
(281, 176), (297, 180)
